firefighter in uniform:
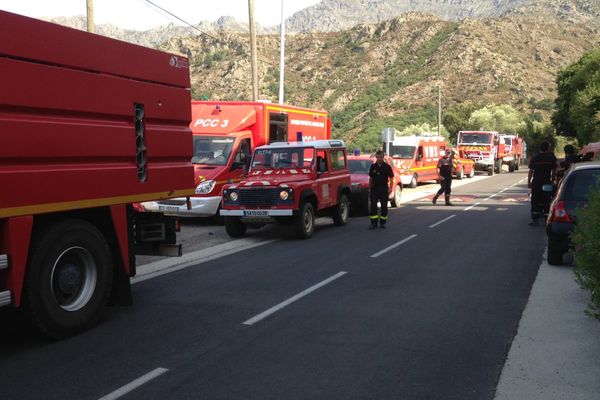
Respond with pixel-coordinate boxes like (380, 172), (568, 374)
(369, 150), (395, 229)
(432, 149), (454, 206)
(528, 141), (557, 225)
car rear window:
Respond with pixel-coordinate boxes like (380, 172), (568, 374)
(564, 169), (600, 201)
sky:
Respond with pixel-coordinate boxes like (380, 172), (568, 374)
(0, 0), (323, 30)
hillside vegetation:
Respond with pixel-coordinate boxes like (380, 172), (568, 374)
(161, 11), (600, 149)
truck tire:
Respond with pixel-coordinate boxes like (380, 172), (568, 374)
(332, 194), (349, 226)
(547, 234), (565, 266)
(23, 219), (113, 338)
(457, 168), (465, 180)
(488, 166), (494, 176)
(295, 202), (315, 239)
(515, 160), (520, 171)
(409, 174), (418, 189)
(362, 194), (371, 216)
(224, 216), (247, 238)
(509, 162), (515, 173)
(468, 168), (475, 178)
(390, 186), (402, 208)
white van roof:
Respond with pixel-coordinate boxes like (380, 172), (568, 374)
(392, 135), (446, 146)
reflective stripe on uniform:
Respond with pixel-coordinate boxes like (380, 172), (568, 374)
(379, 216), (388, 221)
(370, 215), (379, 220)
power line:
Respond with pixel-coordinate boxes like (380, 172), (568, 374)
(136, 0), (221, 42)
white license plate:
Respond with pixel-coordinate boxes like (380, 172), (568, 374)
(159, 205), (179, 213)
(244, 210), (269, 217)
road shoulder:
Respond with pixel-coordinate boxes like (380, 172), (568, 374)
(494, 248), (600, 400)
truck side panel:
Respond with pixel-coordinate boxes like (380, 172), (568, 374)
(0, 10), (190, 88)
(0, 53), (193, 218)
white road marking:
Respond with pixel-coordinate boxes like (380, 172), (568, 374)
(133, 238), (276, 284)
(98, 368), (168, 400)
(429, 214), (457, 228)
(463, 202), (482, 212)
(243, 271), (348, 325)
(370, 234), (418, 258)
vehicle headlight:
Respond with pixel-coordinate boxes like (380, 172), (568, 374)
(195, 180), (216, 195)
(229, 191), (239, 202)
(280, 190), (290, 201)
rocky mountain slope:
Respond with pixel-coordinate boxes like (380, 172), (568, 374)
(161, 9), (600, 148)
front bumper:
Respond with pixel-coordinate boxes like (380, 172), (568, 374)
(220, 209), (294, 217)
(142, 196), (221, 217)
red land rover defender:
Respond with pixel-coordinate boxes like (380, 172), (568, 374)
(220, 140), (352, 239)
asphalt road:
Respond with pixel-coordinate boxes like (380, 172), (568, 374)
(0, 169), (548, 400)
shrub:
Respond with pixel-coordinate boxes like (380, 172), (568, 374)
(572, 187), (600, 320)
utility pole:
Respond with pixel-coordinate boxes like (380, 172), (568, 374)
(438, 85), (442, 136)
(86, 0), (94, 33)
(248, 0), (259, 101)
(278, 0), (285, 105)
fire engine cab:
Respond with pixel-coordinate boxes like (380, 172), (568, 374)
(220, 140), (351, 239)
(387, 134), (448, 188)
(457, 131), (508, 176)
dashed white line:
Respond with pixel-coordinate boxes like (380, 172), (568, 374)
(98, 368), (168, 400)
(463, 202), (482, 212)
(429, 214), (457, 228)
(370, 234), (418, 258)
(242, 271), (348, 325)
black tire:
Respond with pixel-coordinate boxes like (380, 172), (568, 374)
(488, 166), (494, 176)
(212, 205), (225, 225)
(295, 202), (315, 239)
(547, 234), (565, 266)
(332, 194), (350, 226)
(468, 167), (475, 178)
(390, 186), (402, 208)
(224, 216), (247, 238)
(515, 160), (520, 171)
(23, 219), (113, 339)
(409, 174), (418, 189)
(362, 194), (371, 216)
(509, 162), (515, 173)
(456, 168), (465, 180)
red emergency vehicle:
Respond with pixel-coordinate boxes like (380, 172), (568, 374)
(457, 131), (509, 175)
(347, 154), (402, 214)
(142, 101), (331, 218)
(500, 134), (524, 172)
(387, 135), (448, 188)
(0, 12), (194, 337)
(451, 148), (476, 179)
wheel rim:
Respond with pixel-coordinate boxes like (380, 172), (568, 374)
(303, 207), (314, 232)
(50, 246), (97, 312)
(411, 176), (417, 187)
(340, 199), (348, 221)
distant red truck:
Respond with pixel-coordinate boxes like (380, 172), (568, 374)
(457, 131), (511, 175)
(0, 11), (194, 337)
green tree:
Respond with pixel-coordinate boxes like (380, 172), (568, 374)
(442, 103), (479, 144)
(552, 48), (600, 145)
(467, 104), (526, 133)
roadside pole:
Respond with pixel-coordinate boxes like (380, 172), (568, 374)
(86, 0), (94, 33)
(248, 0), (259, 101)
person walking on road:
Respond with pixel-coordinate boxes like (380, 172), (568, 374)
(432, 149), (454, 206)
(528, 141), (557, 226)
(369, 150), (395, 229)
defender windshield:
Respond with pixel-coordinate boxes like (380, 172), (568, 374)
(251, 147), (315, 169)
(192, 136), (234, 165)
(391, 145), (416, 159)
(348, 159), (372, 174)
(460, 133), (492, 145)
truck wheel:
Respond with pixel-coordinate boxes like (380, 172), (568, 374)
(362, 195), (371, 216)
(509, 162), (515, 173)
(468, 168), (475, 178)
(23, 220), (113, 338)
(409, 174), (418, 189)
(295, 202), (315, 239)
(547, 235), (565, 266)
(390, 186), (402, 208)
(488, 166), (494, 176)
(332, 194), (349, 226)
(457, 168), (465, 180)
(224, 216), (247, 238)
(515, 160), (520, 171)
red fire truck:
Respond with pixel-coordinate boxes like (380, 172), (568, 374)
(457, 131), (510, 175)
(142, 101), (331, 218)
(500, 134), (524, 172)
(0, 11), (194, 337)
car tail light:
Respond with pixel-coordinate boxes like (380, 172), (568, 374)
(550, 201), (572, 223)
